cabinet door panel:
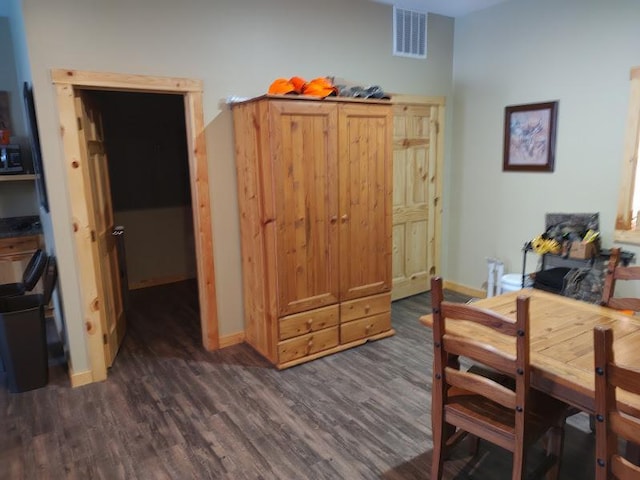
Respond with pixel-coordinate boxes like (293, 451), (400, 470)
(338, 104), (392, 301)
(270, 101), (340, 316)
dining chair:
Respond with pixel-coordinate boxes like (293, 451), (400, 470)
(601, 247), (640, 312)
(0, 249), (47, 298)
(593, 325), (640, 480)
(430, 276), (571, 480)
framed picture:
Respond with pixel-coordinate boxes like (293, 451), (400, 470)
(503, 101), (558, 172)
(23, 82), (49, 212)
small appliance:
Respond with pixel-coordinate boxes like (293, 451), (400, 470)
(0, 144), (24, 174)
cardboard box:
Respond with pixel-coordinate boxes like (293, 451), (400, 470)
(569, 241), (597, 259)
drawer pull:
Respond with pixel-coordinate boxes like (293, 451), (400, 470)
(307, 318), (313, 327)
(364, 304), (370, 313)
(365, 324), (372, 332)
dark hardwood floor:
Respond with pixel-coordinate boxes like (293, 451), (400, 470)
(1, 281), (595, 479)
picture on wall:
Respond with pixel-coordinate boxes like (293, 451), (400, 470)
(503, 101), (558, 172)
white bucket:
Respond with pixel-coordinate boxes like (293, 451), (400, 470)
(500, 273), (533, 293)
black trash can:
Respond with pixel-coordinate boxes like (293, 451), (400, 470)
(0, 295), (48, 393)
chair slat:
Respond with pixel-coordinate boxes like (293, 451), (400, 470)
(445, 367), (516, 409)
(609, 363), (640, 395)
(610, 412), (640, 447)
(614, 266), (640, 281)
(444, 335), (517, 376)
(611, 454), (640, 480)
(441, 302), (518, 336)
(606, 298), (640, 312)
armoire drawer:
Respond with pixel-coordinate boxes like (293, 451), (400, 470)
(279, 304), (339, 341)
(278, 326), (339, 364)
(340, 312), (391, 344)
(340, 292), (391, 323)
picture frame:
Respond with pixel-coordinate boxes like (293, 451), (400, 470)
(23, 82), (49, 212)
(503, 101), (558, 172)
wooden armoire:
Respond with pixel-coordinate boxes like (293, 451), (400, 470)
(232, 95), (395, 369)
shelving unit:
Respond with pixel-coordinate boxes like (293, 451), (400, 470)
(0, 174), (36, 182)
(521, 242), (635, 289)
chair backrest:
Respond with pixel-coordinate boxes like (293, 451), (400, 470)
(431, 276), (530, 441)
(41, 256), (58, 305)
(601, 247), (640, 312)
(22, 249), (47, 292)
(594, 325), (640, 480)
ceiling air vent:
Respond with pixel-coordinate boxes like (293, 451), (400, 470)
(393, 6), (427, 59)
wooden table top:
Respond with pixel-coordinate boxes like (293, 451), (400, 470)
(420, 288), (640, 416)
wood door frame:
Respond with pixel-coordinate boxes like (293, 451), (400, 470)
(390, 94), (445, 298)
(52, 69), (219, 383)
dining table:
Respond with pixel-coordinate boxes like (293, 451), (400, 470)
(419, 288), (640, 418)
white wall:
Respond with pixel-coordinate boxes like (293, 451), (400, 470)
(115, 208), (196, 287)
(18, 0), (454, 374)
(449, 0), (640, 290)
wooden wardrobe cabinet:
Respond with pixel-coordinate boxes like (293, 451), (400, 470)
(232, 95), (394, 369)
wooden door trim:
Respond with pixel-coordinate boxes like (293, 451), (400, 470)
(52, 69), (219, 384)
(391, 94), (445, 106)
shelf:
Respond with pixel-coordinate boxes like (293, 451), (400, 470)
(0, 174), (36, 182)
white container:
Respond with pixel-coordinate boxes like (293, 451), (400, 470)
(500, 273), (533, 293)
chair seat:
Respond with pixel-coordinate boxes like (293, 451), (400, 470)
(446, 387), (571, 452)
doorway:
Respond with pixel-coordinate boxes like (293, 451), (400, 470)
(52, 70), (219, 384)
(91, 90), (196, 290)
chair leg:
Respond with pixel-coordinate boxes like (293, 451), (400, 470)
(431, 419), (446, 480)
(545, 425), (565, 480)
(512, 449), (526, 480)
(467, 434), (480, 457)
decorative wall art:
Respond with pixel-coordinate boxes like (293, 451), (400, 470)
(503, 101), (558, 172)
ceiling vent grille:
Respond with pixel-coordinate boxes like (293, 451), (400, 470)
(393, 7), (427, 59)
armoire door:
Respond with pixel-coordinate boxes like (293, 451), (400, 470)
(391, 97), (444, 300)
(269, 101), (340, 316)
(338, 103), (393, 301)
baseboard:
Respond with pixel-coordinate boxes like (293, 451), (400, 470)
(129, 274), (194, 290)
(443, 280), (486, 299)
(219, 331), (245, 348)
(69, 366), (94, 387)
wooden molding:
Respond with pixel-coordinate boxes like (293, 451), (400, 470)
(614, 228), (640, 245)
(0, 174), (36, 182)
(51, 69), (202, 92)
(390, 94), (446, 106)
(129, 274), (194, 290)
(55, 83), (108, 382)
(52, 69), (219, 387)
(443, 280), (486, 299)
(616, 72), (640, 233)
(69, 366), (94, 387)
(219, 331), (246, 348)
